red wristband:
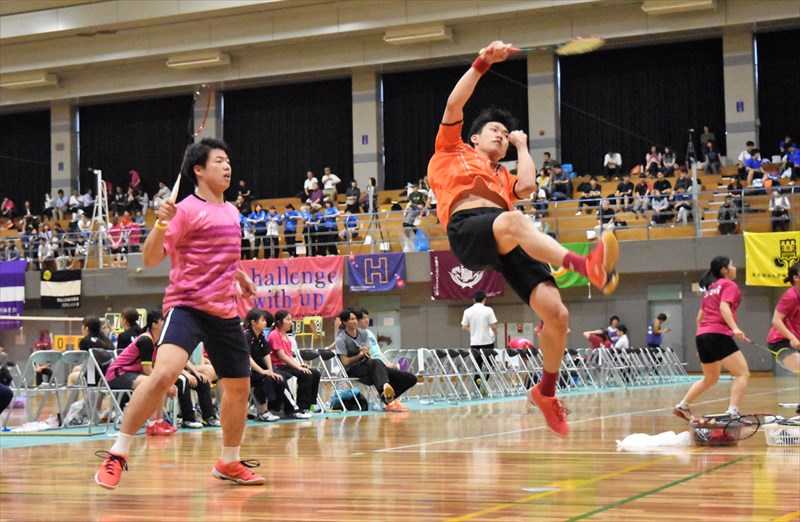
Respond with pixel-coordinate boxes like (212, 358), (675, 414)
(471, 56), (490, 74)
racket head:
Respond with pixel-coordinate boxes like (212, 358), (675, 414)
(556, 35), (606, 56)
(774, 347), (800, 374)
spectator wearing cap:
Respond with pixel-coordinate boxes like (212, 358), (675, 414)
(603, 150), (622, 181)
(550, 162), (572, 200)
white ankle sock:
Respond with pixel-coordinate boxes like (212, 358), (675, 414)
(726, 406), (739, 414)
(110, 432), (134, 456)
(221, 446), (240, 464)
(677, 401), (689, 409)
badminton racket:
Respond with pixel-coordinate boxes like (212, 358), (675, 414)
(159, 85), (213, 225)
(479, 35), (606, 57)
(744, 338), (800, 375)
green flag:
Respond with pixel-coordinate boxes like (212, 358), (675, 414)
(551, 242), (590, 289)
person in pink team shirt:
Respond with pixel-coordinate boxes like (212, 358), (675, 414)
(95, 138), (264, 490)
(673, 256), (749, 421)
(767, 263), (800, 373)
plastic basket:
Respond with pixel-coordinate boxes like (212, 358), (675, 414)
(761, 423), (800, 447)
(690, 419), (740, 446)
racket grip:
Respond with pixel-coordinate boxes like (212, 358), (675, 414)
(478, 47), (521, 56)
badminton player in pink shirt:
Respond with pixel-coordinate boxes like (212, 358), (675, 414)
(673, 256), (749, 421)
(95, 138), (264, 489)
(767, 263), (800, 373)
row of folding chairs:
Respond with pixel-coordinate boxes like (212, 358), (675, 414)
(381, 346), (691, 403)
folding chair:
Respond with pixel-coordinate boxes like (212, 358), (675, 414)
(414, 348), (464, 404)
(59, 350), (91, 426)
(309, 348), (377, 412)
(18, 350), (65, 425)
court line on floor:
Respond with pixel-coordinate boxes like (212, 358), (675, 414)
(374, 387), (796, 454)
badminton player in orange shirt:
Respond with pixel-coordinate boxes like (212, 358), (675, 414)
(427, 41), (620, 437)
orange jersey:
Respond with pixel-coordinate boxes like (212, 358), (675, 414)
(427, 121), (519, 229)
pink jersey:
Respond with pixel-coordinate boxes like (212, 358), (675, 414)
(162, 194), (241, 319)
(697, 278), (741, 337)
(767, 287), (800, 344)
(268, 328), (292, 368)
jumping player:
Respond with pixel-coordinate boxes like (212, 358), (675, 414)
(767, 262), (800, 373)
(95, 138), (265, 489)
(427, 40), (619, 436)
(673, 256), (748, 421)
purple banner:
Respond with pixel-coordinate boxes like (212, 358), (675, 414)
(429, 250), (505, 300)
(347, 253), (406, 292)
(0, 260), (28, 329)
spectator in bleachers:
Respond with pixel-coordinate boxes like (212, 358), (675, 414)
(306, 181), (323, 206)
(540, 151), (554, 172)
(19, 200), (37, 229)
(650, 190), (672, 225)
(129, 170), (141, 194)
(2, 197), (16, 226)
(265, 206), (282, 259)
(583, 329), (612, 349)
(576, 176), (602, 215)
(700, 125), (715, 150)
(703, 140), (722, 174)
(126, 187), (140, 213)
(299, 204), (312, 256)
(268, 310), (318, 418)
(632, 173), (650, 218)
(717, 195), (739, 235)
(247, 203), (267, 259)
(42, 193), (54, 220)
(0, 238), (21, 261)
(321, 167), (341, 203)
(536, 168), (551, 198)
(594, 198), (616, 237)
(152, 182), (171, 210)
(603, 149), (622, 180)
(53, 190), (69, 221)
(335, 309), (415, 412)
(133, 209), (145, 226)
(402, 184), (426, 237)
(321, 199), (340, 255)
(234, 195), (249, 217)
(110, 186), (127, 215)
(68, 190), (83, 214)
(781, 142), (799, 182)
(550, 163), (572, 201)
(301, 170), (319, 200)
(614, 173), (634, 210)
(662, 146), (677, 177)
(237, 180), (253, 204)
(769, 188), (791, 232)
(245, 309), (285, 422)
(282, 203), (301, 258)
(673, 168), (693, 192)
(307, 203), (323, 256)
(108, 216), (126, 266)
(652, 170), (672, 196)
(82, 188), (94, 217)
(744, 149), (764, 188)
(671, 187), (693, 225)
(33, 330), (54, 386)
(345, 180), (361, 214)
(778, 134), (793, 156)
(736, 141), (755, 180)
(361, 177), (378, 213)
(726, 176), (744, 209)
(645, 146), (662, 177)
(78, 212), (92, 239)
(339, 210), (360, 242)
(116, 307), (142, 350)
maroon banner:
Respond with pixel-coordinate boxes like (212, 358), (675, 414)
(429, 250), (505, 300)
(237, 256), (344, 318)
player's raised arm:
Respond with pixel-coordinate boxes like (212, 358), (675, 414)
(442, 41), (517, 125)
(510, 130), (537, 195)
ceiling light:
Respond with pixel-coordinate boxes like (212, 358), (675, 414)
(642, 0), (716, 15)
(384, 25), (452, 45)
(166, 52), (230, 70)
(0, 73), (59, 89)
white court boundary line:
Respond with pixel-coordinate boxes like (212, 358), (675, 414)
(372, 385), (799, 454)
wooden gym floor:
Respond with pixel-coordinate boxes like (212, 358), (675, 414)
(1, 375), (798, 521)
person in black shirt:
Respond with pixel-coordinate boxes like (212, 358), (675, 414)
(244, 309), (294, 421)
(614, 173), (634, 210)
(673, 169), (693, 193)
(116, 307), (142, 351)
(652, 171), (672, 197)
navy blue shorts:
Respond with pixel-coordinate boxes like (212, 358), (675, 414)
(158, 306), (250, 379)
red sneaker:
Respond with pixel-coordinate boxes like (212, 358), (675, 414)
(212, 459), (266, 485)
(586, 230), (619, 295)
(381, 383), (395, 404)
(385, 400), (410, 412)
(146, 419), (176, 436)
(94, 451), (128, 490)
(528, 384), (570, 437)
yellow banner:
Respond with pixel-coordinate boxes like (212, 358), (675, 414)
(743, 231), (799, 286)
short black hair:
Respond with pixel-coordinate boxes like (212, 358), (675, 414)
(657, 313), (667, 321)
(618, 324), (627, 334)
(746, 141), (755, 147)
(338, 308), (356, 323)
(468, 107), (518, 141)
(182, 138), (232, 184)
(609, 315), (619, 324)
(474, 291), (486, 302)
(353, 307), (369, 319)
(245, 308), (274, 330)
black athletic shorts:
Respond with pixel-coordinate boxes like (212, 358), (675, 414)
(108, 371), (140, 390)
(695, 333), (740, 364)
(768, 339), (792, 354)
(158, 306), (250, 379)
(447, 207), (556, 303)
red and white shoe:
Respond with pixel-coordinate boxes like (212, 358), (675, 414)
(212, 459), (266, 485)
(528, 384), (570, 437)
(146, 419), (177, 436)
(586, 230), (619, 295)
(94, 451), (128, 490)
(385, 400), (410, 412)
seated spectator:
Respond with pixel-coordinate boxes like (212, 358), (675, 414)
(583, 330), (612, 349)
(133, 210), (145, 226)
(1, 238), (21, 261)
(535, 170), (550, 199)
(736, 141), (755, 180)
(301, 170), (318, 200)
(532, 187), (549, 217)
(361, 177), (378, 213)
(661, 146), (677, 177)
(703, 140), (721, 174)
(402, 184), (426, 238)
(306, 181), (323, 206)
(645, 146), (662, 177)
(603, 150), (622, 180)
(769, 188), (791, 232)
(265, 206), (282, 259)
(126, 188), (140, 213)
(671, 187), (693, 225)
(778, 134), (793, 156)
(585, 316), (621, 346)
(78, 213), (92, 239)
(673, 168), (693, 193)
(632, 173), (650, 218)
(245, 309), (291, 422)
(650, 191), (672, 225)
(576, 176), (602, 215)
(19, 200), (37, 229)
(2, 197), (16, 225)
(234, 195), (250, 217)
(53, 190), (68, 221)
(744, 149), (764, 188)
(152, 182), (172, 209)
(68, 190), (83, 214)
(652, 171), (672, 197)
(42, 193), (54, 220)
(110, 186), (128, 215)
(550, 163), (572, 201)
(321, 167), (341, 203)
(540, 151), (553, 172)
(68, 316), (115, 386)
(335, 309), (416, 412)
(354, 308), (401, 370)
(268, 311), (319, 418)
(594, 198), (616, 238)
(614, 173), (634, 210)
(33, 330), (54, 386)
(116, 308), (142, 350)
(614, 325), (630, 349)
(339, 210), (360, 242)
(700, 125), (715, 150)
(717, 195), (739, 235)
(781, 142), (800, 182)
(345, 180), (361, 214)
